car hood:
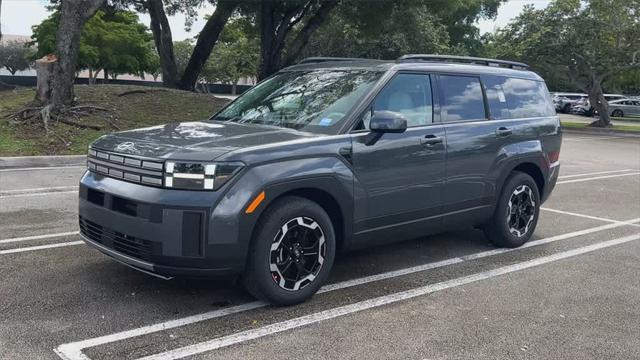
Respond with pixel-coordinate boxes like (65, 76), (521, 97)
(91, 120), (320, 161)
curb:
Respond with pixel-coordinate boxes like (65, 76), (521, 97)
(0, 155), (86, 169)
(562, 128), (640, 138)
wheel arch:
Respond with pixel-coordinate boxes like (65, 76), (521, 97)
(248, 177), (353, 253)
(506, 161), (546, 198)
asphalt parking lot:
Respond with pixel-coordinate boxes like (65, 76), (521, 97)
(1, 132), (639, 360)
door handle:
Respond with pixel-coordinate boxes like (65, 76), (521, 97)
(495, 127), (513, 137)
(420, 134), (443, 146)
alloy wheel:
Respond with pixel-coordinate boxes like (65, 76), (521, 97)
(506, 184), (536, 238)
(270, 217), (326, 291)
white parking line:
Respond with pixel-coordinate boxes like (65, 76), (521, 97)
(0, 241), (84, 255)
(564, 136), (626, 142)
(1, 186), (77, 195)
(139, 233), (640, 360)
(541, 208), (640, 227)
(0, 190), (77, 199)
(0, 231), (79, 244)
(558, 169), (636, 179)
(0, 165), (86, 172)
(556, 171), (640, 184)
(53, 217), (640, 360)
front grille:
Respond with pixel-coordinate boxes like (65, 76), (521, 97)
(79, 216), (157, 262)
(87, 149), (164, 187)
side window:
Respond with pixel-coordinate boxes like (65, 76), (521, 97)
(439, 75), (486, 122)
(360, 73), (433, 129)
(485, 77), (555, 119)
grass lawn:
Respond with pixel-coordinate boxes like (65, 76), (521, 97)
(561, 121), (640, 132)
(0, 85), (230, 156)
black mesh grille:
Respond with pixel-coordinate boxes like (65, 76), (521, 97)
(79, 216), (157, 261)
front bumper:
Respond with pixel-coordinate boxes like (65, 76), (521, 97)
(79, 170), (250, 278)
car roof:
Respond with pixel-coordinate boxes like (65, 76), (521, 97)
(283, 59), (544, 81)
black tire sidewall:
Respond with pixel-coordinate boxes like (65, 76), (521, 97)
(491, 172), (541, 248)
(612, 110), (623, 117)
(245, 196), (336, 305)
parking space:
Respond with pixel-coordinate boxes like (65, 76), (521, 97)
(0, 132), (639, 360)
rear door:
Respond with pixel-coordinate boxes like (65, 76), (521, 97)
(350, 72), (446, 241)
(436, 74), (500, 225)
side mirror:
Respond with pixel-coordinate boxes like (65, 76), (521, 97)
(369, 111), (408, 133)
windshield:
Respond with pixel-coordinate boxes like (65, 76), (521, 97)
(213, 70), (383, 133)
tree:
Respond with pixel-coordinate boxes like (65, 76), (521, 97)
(302, 2), (451, 60)
(251, 0), (338, 80)
(121, 0), (240, 90)
(32, 9), (155, 83)
(0, 41), (33, 75)
(203, 17), (258, 94)
(49, 0), (106, 112)
(487, 0), (640, 127)
(0, 0), (3, 42)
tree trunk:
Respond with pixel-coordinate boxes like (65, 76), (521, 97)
(231, 81), (237, 95)
(0, 0), (3, 42)
(258, 1), (277, 81)
(50, 0), (105, 112)
(103, 68), (109, 83)
(147, 0), (178, 88)
(178, 0), (239, 91)
(35, 56), (56, 103)
(587, 76), (611, 127)
(282, 1), (338, 67)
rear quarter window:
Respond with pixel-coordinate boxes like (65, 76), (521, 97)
(485, 76), (555, 119)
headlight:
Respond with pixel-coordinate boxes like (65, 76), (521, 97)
(164, 161), (244, 190)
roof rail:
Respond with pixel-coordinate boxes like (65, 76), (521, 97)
(398, 54), (529, 70)
(297, 57), (370, 65)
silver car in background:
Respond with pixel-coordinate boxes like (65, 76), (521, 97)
(609, 99), (640, 118)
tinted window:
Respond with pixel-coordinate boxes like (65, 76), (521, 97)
(485, 76), (555, 119)
(362, 73), (433, 128)
(439, 75), (486, 122)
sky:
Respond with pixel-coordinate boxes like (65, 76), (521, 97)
(2, 0), (551, 41)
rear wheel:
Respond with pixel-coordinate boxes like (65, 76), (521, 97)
(484, 172), (540, 248)
(612, 109), (624, 117)
(243, 196), (335, 305)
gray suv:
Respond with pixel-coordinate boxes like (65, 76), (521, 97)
(79, 55), (562, 305)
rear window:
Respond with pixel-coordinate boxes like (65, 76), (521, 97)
(484, 77), (555, 119)
(439, 75), (486, 122)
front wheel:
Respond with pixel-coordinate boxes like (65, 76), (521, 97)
(612, 109), (624, 118)
(484, 172), (540, 248)
(243, 196), (335, 305)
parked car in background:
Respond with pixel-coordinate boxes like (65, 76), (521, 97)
(565, 94), (626, 117)
(552, 92), (586, 113)
(609, 98), (640, 118)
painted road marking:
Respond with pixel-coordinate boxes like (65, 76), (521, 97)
(556, 172), (640, 184)
(541, 208), (640, 227)
(0, 190), (77, 199)
(53, 218), (640, 360)
(563, 136), (626, 142)
(558, 169), (636, 179)
(138, 233), (640, 360)
(0, 165), (86, 172)
(0, 241), (84, 255)
(1, 186), (77, 195)
(0, 231), (79, 244)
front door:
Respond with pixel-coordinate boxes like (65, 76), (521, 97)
(350, 73), (446, 241)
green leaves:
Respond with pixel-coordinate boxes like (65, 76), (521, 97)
(0, 41), (34, 75)
(31, 9), (155, 78)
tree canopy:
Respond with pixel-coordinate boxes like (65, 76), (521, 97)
(0, 41), (33, 75)
(32, 9), (156, 80)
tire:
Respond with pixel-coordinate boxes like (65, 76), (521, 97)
(484, 172), (540, 248)
(612, 109), (624, 118)
(243, 196), (336, 305)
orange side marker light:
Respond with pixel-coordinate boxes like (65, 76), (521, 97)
(245, 191), (266, 214)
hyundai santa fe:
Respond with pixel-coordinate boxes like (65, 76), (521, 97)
(79, 54), (561, 305)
